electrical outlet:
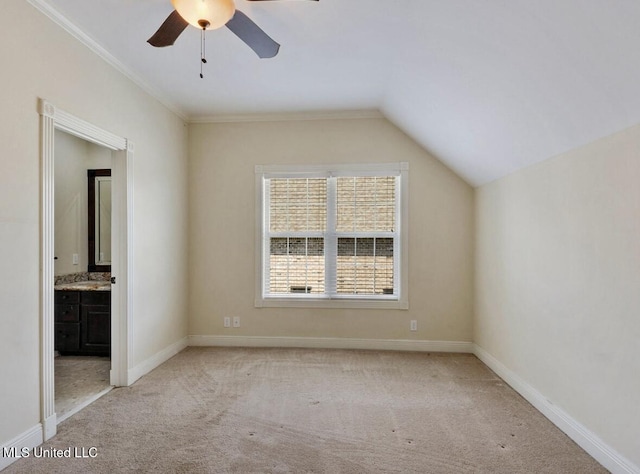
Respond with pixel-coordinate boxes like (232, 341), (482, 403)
(233, 317), (240, 328)
(223, 317), (231, 328)
(410, 320), (417, 331)
(72, 253), (79, 265)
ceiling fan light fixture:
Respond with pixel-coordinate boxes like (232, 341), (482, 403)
(171, 0), (235, 30)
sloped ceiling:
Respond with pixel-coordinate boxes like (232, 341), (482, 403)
(29, 0), (640, 185)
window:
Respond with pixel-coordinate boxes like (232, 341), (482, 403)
(255, 163), (408, 309)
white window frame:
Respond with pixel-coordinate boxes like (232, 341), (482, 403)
(255, 162), (409, 309)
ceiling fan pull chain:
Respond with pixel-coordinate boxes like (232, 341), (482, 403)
(200, 26), (207, 79)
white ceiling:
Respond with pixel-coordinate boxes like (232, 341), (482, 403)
(30, 0), (640, 185)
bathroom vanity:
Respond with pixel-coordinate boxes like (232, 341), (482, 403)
(54, 282), (111, 356)
(53, 168), (112, 356)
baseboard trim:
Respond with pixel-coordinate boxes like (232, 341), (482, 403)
(127, 336), (188, 385)
(0, 423), (43, 471)
(188, 335), (473, 353)
(42, 413), (56, 442)
(473, 344), (639, 474)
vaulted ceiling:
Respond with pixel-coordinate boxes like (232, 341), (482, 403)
(30, 0), (640, 185)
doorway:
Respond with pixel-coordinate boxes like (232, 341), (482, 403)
(53, 130), (113, 422)
(39, 99), (133, 440)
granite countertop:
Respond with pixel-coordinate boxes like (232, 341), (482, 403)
(54, 281), (111, 291)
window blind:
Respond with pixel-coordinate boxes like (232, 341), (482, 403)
(263, 173), (400, 300)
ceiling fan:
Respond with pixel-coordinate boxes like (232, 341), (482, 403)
(148, 0), (318, 61)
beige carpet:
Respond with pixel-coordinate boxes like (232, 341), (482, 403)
(8, 348), (606, 473)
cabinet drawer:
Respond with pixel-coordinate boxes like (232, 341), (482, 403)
(81, 291), (110, 305)
(55, 291), (79, 304)
(55, 323), (80, 353)
(55, 304), (79, 322)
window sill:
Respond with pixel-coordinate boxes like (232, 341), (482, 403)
(255, 296), (409, 310)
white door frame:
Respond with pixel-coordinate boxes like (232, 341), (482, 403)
(39, 99), (134, 440)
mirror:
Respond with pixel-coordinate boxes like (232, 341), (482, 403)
(88, 169), (111, 271)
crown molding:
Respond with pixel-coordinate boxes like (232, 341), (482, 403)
(26, 0), (188, 121)
(188, 109), (384, 124)
(27, 1), (383, 127)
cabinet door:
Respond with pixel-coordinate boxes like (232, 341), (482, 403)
(81, 304), (111, 355)
(55, 323), (80, 353)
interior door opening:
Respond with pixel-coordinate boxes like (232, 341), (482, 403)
(53, 130), (113, 423)
(39, 99), (133, 441)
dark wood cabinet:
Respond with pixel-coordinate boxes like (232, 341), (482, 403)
(55, 322), (81, 353)
(55, 290), (110, 356)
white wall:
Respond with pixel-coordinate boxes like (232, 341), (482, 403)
(188, 119), (474, 343)
(0, 0), (188, 447)
(54, 130), (111, 276)
(475, 124), (640, 469)
(6, 0), (634, 469)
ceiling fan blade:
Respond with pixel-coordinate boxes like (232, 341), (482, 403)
(147, 10), (189, 47)
(225, 10), (280, 58)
